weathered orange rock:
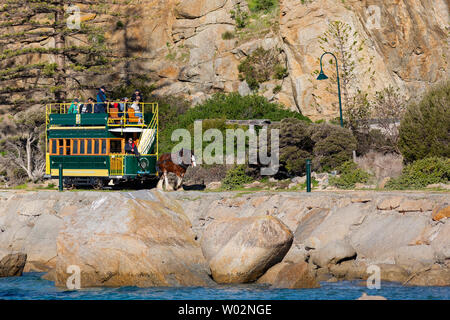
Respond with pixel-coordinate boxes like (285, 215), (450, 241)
(397, 199), (434, 213)
(258, 261), (320, 289)
(56, 192), (213, 288)
(432, 204), (450, 221)
(377, 196), (403, 210)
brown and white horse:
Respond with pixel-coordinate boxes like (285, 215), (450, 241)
(156, 148), (196, 191)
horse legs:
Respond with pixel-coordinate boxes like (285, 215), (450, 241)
(165, 172), (174, 191)
(157, 175), (164, 190)
(175, 175), (183, 190)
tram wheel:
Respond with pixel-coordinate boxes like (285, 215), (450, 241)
(93, 178), (105, 190)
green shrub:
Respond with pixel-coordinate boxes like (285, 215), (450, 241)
(238, 47), (283, 90)
(398, 80), (450, 163)
(329, 161), (371, 189)
(280, 147), (312, 176)
(248, 0), (278, 12)
(273, 85), (282, 94)
(273, 64), (288, 80)
(116, 20), (124, 29)
(230, 5), (249, 29)
(354, 129), (396, 156)
(275, 118), (313, 176)
(274, 119), (356, 176)
(385, 157), (450, 190)
(159, 93), (310, 154)
(222, 31), (235, 40)
(222, 165), (254, 190)
(310, 123), (357, 172)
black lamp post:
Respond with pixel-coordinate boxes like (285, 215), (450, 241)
(317, 52), (344, 128)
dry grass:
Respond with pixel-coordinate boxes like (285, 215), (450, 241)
(355, 151), (403, 184)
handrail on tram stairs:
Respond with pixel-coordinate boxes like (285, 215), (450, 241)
(137, 112), (157, 156)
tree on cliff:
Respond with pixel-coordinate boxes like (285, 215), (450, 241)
(313, 21), (375, 124)
(0, 0), (120, 110)
(0, 109), (46, 181)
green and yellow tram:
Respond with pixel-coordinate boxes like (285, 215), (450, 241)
(44, 102), (159, 188)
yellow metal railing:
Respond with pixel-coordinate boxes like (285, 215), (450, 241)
(110, 154), (124, 176)
(45, 102), (158, 127)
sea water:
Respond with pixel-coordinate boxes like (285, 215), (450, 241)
(0, 273), (448, 300)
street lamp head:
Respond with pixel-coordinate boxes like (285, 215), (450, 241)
(316, 69), (329, 81)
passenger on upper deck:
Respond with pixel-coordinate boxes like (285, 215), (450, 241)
(130, 96), (143, 124)
(68, 99), (80, 114)
(80, 98), (94, 114)
(95, 86), (107, 113)
(119, 97), (129, 113)
(131, 89), (144, 103)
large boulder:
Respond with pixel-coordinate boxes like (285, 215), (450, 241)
(201, 216), (293, 284)
(310, 240), (357, 268)
(0, 193), (63, 272)
(350, 214), (430, 263)
(394, 245), (436, 271)
(257, 261), (319, 289)
(431, 221), (450, 263)
(55, 191), (213, 288)
(0, 252), (27, 277)
(405, 266), (450, 287)
(306, 204), (367, 248)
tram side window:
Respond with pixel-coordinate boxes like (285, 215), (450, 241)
(101, 139), (107, 154)
(110, 140), (122, 153)
(94, 139), (100, 154)
(80, 139), (85, 154)
(65, 139), (71, 155)
(87, 139), (92, 155)
(58, 139), (64, 155)
(73, 139), (78, 154)
(51, 140), (57, 154)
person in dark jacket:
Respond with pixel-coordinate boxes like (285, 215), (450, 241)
(95, 86), (107, 113)
(131, 89), (144, 103)
(125, 137), (140, 156)
(80, 98), (95, 114)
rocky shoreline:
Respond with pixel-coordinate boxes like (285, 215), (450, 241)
(0, 190), (449, 288)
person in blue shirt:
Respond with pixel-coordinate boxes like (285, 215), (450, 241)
(95, 86), (107, 113)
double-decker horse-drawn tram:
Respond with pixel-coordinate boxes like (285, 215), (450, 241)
(44, 102), (159, 189)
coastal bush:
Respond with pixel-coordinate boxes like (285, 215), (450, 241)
(275, 118), (313, 176)
(222, 165), (254, 190)
(309, 123), (357, 172)
(354, 129), (396, 156)
(274, 119), (357, 176)
(398, 80), (450, 163)
(385, 157), (450, 190)
(329, 161), (372, 189)
(280, 147), (312, 176)
(159, 93), (310, 154)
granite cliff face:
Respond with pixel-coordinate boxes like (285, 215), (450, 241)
(1, 0), (448, 120)
(109, 0), (449, 120)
